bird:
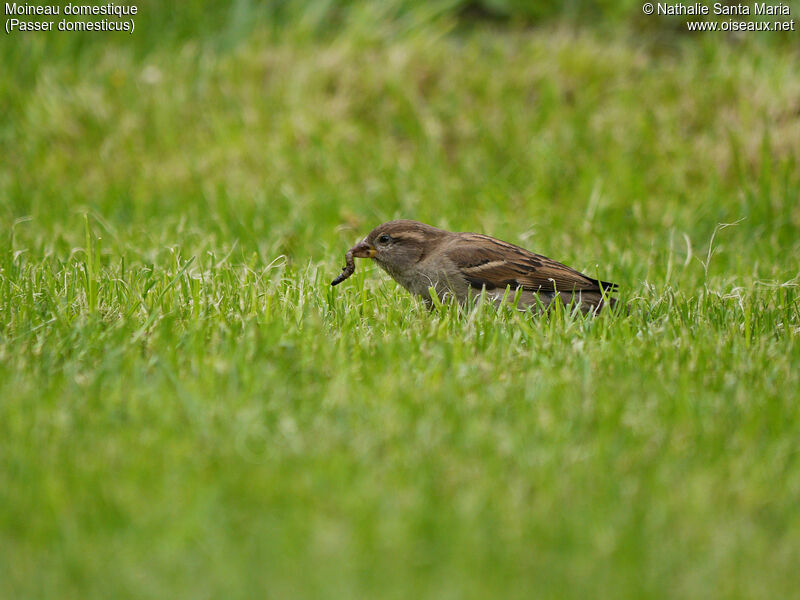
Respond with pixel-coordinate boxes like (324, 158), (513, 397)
(332, 220), (618, 313)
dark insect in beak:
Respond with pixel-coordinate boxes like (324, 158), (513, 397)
(331, 241), (376, 286)
(331, 249), (355, 286)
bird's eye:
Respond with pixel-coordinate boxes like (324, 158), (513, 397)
(377, 234), (391, 244)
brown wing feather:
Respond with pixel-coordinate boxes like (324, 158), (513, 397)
(446, 233), (617, 294)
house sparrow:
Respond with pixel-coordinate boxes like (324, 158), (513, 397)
(332, 220), (618, 313)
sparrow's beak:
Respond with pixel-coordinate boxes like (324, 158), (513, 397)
(349, 240), (376, 258)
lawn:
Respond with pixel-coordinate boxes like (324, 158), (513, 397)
(1, 2), (799, 598)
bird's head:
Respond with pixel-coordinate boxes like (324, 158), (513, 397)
(348, 220), (450, 272)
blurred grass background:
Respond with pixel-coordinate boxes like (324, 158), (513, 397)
(1, 1), (799, 599)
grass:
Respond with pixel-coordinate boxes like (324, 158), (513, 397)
(1, 3), (800, 598)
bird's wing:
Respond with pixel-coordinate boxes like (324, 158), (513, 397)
(444, 233), (617, 294)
